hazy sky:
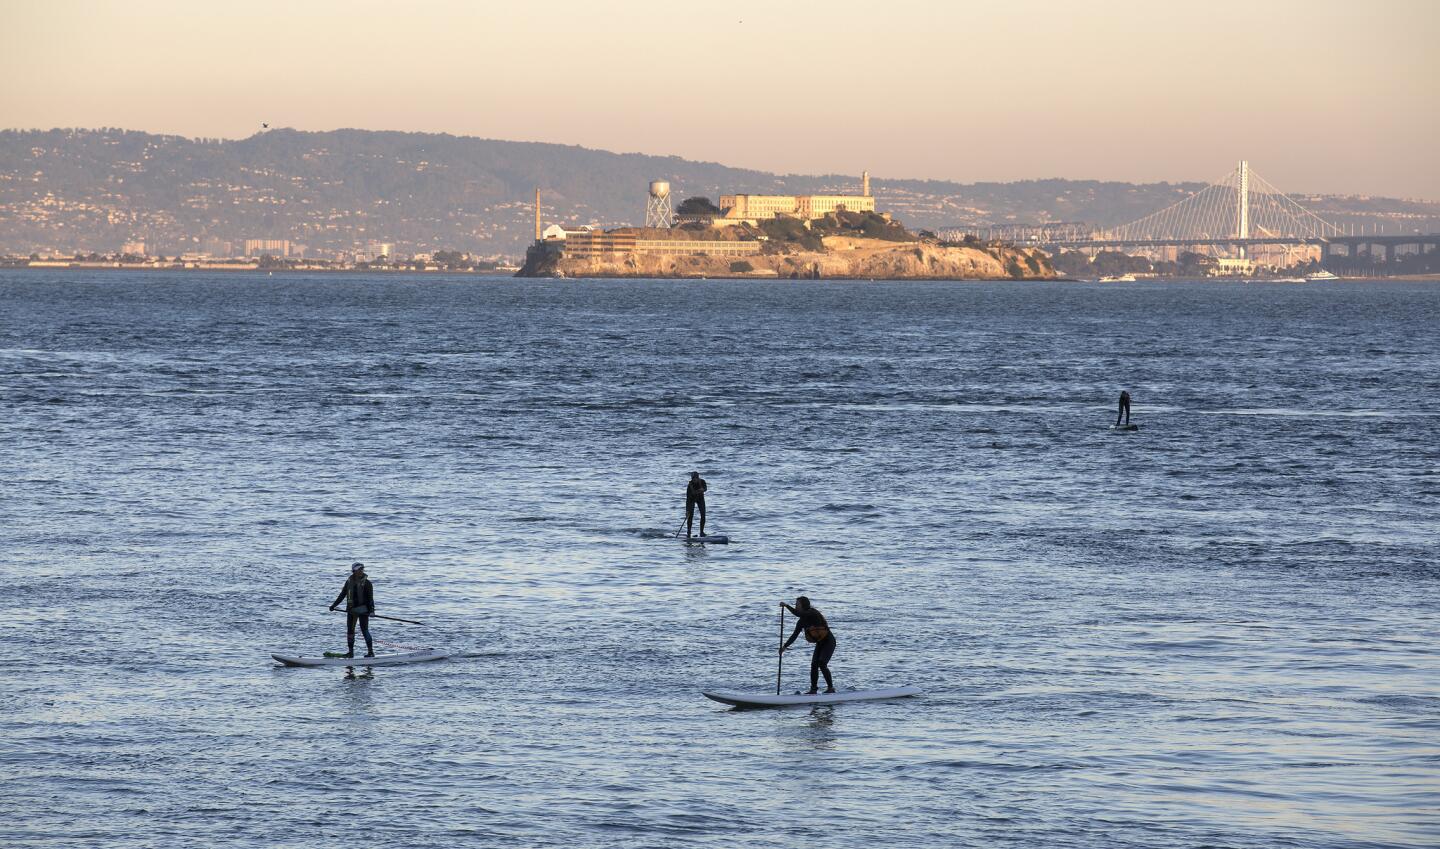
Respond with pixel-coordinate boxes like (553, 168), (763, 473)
(3, 0), (1437, 198)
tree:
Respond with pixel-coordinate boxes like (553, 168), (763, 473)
(677, 196), (720, 216)
(729, 260), (754, 273)
(433, 249), (469, 269)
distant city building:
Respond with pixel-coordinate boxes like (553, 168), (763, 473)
(361, 241), (394, 261)
(1210, 257), (1256, 276)
(243, 238), (290, 257)
(121, 240), (146, 256)
(201, 237), (233, 257)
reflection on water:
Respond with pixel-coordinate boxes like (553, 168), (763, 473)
(342, 667), (376, 684)
(804, 706), (838, 751)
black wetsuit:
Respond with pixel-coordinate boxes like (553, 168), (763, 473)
(686, 477), (708, 537)
(1116, 391), (1131, 426)
(784, 607), (836, 693)
(330, 575), (375, 656)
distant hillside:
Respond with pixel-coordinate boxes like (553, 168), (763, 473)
(2, 128), (1436, 257)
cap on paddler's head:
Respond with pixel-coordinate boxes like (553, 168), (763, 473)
(351, 562), (364, 572)
(690, 471), (699, 478)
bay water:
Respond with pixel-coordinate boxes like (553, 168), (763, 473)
(2, 273), (1437, 848)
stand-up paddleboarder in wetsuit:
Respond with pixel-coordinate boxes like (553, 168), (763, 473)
(685, 471), (708, 538)
(328, 562), (375, 658)
(780, 596), (835, 694)
(1116, 390), (1132, 427)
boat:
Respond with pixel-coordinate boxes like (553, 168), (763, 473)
(1305, 270), (1340, 281)
(1097, 274), (1137, 282)
(1271, 276), (1307, 283)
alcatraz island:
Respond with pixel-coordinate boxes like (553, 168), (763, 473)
(519, 173), (1054, 281)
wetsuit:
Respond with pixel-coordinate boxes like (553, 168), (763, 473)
(1116, 391), (1131, 426)
(686, 476), (708, 537)
(783, 606), (836, 693)
(330, 575), (375, 656)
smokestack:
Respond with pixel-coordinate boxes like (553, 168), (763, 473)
(862, 170), (870, 197)
(534, 188), (542, 242)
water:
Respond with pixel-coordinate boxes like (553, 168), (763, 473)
(3, 272), (1437, 848)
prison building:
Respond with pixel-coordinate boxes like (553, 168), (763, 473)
(634, 239), (760, 257)
(561, 230), (760, 258)
(718, 194), (876, 222)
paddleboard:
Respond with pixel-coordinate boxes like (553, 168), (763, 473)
(702, 686), (921, 708)
(682, 534), (729, 544)
(1110, 424), (1139, 431)
(271, 648), (447, 667)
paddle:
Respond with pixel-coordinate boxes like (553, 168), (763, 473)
(370, 612), (430, 627)
(329, 609), (430, 627)
(776, 602), (784, 695)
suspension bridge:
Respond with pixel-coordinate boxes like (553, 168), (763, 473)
(939, 161), (1440, 265)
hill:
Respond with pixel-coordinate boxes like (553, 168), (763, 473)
(2, 128), (1436, 258)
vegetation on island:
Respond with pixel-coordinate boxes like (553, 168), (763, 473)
(677, 196), (721, 216)
(812, 210), (915, 242)
(756, 217), (825, 252)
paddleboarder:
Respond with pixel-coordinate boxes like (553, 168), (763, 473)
(685, 471), (708, 538)
(1115, 390), (1132, 427)
(328, 562), (375, 658)
(780, 596), (835, 694)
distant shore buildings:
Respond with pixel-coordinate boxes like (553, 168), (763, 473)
(243, 238), (291, 257)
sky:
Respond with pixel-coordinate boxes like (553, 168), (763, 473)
(3, 0), (1437, 198)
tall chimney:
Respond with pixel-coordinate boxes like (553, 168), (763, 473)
(862, 170), (870, 197)
(534, 188), (542, 241)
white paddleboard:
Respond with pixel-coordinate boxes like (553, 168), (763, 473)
(271, 648), (447, 667)
(702, 686), (921, 708)
(1110, 424), (1139, 431)
(682, 534), (729, 544)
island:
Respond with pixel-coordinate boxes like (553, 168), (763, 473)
(519, 195), (1054, 281)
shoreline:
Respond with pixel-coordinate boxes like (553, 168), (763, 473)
(2, 265), (1436, 283)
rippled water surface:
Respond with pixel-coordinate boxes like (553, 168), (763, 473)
(3, 272), (1438, 848)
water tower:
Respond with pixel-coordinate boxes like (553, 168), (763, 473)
(646, 180), (673, 228)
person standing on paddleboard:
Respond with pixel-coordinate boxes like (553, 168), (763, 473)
(329, 562), (375, 658)
(1116, 390), (1132, 427)
(685, 471), (708, 538)
(780, 596), (835, 694)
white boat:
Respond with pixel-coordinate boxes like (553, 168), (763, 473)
(1271, 276), (1307, 283)
(1305, 270), (1339, 281)
(1097, 274), (1137, 282)
(702, 686), (922, 708)
(271, 648), (447, 667)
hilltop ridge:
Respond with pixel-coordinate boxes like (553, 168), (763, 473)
(2, 127), (1435, 257)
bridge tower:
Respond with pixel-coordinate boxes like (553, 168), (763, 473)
(1236, 160), (1250, 257)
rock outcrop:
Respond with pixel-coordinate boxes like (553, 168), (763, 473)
(518, 235), (1053, 280)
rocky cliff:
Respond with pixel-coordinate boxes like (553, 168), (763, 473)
(519, 235), (1053, 280)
